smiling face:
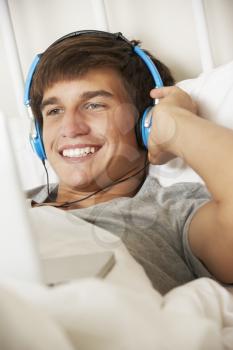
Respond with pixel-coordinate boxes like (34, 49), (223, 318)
(41, 68), (146, 192)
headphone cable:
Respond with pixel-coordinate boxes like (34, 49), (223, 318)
(40, 160), (149, 209)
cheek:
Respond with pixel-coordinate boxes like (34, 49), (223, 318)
(42, 122), (56, 151)
(110, 103), (138, 141)
(91, 115), (109, 136)
(104, 105), (142, 162)
(42, 128), (49, 149)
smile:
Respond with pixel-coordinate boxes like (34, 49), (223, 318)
(62, 146), (99, 158)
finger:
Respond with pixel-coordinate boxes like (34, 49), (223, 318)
(154, 152), (176, 165)
(148, 152), (162, 165)
(150, 86), (175, 99)
(148, 144), (160, 164)
(148, 151), (176, 165)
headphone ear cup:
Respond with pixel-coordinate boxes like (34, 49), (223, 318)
(137, 106), (153, 150)
(30, 120), (46, 161)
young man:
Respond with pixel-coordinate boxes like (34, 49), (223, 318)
(28, 31), (233, 294)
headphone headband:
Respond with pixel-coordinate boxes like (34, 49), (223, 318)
(50, 30), (131, 47)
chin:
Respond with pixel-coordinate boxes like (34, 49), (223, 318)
(58, 170), (100, 191)
(62, 175), (91, 189)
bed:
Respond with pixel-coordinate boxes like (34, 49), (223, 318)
(0, 1), (233, 349)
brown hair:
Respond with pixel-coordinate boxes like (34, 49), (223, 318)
(30, 32), (175, 125)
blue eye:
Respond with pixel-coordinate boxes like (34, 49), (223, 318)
(47, 108), (63, 116)
(85, 103), (105, 110)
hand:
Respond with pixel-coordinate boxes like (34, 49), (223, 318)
(150, 86), (197, 114)
(148, 86), (197, 165)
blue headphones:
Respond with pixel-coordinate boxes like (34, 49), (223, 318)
(24, 30), (163, 161)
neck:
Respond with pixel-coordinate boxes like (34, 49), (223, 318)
(56, 164), (148, 209)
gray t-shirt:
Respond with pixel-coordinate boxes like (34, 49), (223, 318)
(29, 175), (212, 294)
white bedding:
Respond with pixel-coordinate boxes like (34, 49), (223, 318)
(0, 204), (233, 350)
(0, 276), (232, 350)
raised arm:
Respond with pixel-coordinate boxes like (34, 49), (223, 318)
(149, 86), (233, 283)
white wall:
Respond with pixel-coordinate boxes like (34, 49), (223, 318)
(0, 0), (233, 188)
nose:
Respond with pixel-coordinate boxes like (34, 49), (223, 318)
(60, 110), (90, 138)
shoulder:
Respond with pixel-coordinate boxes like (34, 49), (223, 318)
(141, 175), (211, 202)
(26, 183), (58, 204)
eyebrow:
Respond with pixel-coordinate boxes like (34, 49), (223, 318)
(80, 90), (113, 100)
(40, 90), (113, 111)
(41, 97), (59, 111)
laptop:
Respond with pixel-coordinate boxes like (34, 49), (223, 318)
(0, 111), (115, 285)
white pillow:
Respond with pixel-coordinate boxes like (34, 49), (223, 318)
(150, 60), (233, 186)
(178, 60), (233, 128)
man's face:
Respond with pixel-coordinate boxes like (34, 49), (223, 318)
(41, 68), (146, 191)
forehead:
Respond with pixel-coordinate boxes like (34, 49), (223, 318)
(42, 68), (131, 102)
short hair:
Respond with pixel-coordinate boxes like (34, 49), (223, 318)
(30, 33), (175, 125)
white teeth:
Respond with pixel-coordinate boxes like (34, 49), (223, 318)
(62, 147), (97, 158)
